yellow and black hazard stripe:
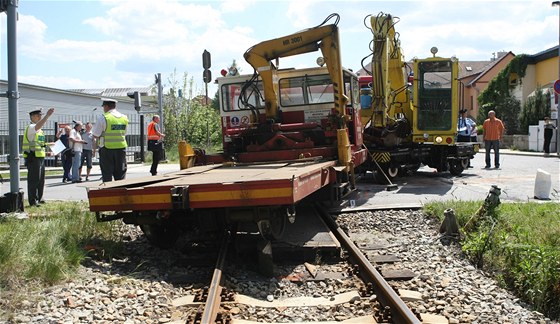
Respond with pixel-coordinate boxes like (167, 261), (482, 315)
(370, 152), (391, 163)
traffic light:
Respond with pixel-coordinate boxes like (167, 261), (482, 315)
(127, 91), (142, 112)
(202, 50), (211, 69)
(202, 50), (212, 84)
(203, 69), (212, 83)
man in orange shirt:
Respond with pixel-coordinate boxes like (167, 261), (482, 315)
(482, 110), (505, 169)
(147, 115), (165, 176)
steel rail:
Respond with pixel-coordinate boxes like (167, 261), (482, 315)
(316, 204), (421, 324)
(200, 232), (230, 324)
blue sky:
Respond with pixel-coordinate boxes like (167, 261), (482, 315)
(1, 0), (559, 97)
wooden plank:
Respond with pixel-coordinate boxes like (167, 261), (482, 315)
(381, 269), (416, 280)
(231, 315), (376, 324)
(234, 290), (360, 308)
(420, 313), (449, 324)
(372, 255), (400, 264)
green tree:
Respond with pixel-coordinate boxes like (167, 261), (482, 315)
(478, 55), (529, 130)
(518, 87), (551, 135)
(161, 69), (222, 151)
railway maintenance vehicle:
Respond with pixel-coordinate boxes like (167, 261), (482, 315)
(358, 12), (478, 183)
(87, 14), (367, 248)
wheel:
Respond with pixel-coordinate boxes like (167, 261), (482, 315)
(374, 165), (398, 184)
(257, 211), (287, 241)
(449, 160), (465, 176)
(140, 222), (180, 249)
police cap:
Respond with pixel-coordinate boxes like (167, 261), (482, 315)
(28, 108), (43, 116)
(101, 98), (118, 106)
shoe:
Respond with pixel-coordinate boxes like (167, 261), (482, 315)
(62, 179), (67, 183)
(30, 203), (41, 207)
(72, 180), (82, 183)
(85, 177), (89, 181)
(495, 165), (500, 169)
(484, 166), (490, 169)
(39, 200), (46, 204)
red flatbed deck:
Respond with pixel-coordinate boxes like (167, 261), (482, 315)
(88, 160), (338, 212)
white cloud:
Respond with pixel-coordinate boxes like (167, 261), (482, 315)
(4, 0), (559, 93)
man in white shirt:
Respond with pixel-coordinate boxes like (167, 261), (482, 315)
(69, 121), (86, 183)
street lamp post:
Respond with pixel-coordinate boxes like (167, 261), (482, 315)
(553, 1), (560, 156)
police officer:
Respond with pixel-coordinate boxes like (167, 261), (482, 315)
(23, 107), (55, 207)
(92, 98), (129, 182)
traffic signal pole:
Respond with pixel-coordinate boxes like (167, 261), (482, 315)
(0, 0), (24, 212)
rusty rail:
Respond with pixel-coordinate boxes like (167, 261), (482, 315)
(317, 204), (421, 324)
(200, 232), (230, 324)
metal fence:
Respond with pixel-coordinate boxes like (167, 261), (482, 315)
(0, 113), (144, 165)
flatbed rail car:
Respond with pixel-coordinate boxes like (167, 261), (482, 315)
(88, 160), (340, 212)
(87, 159), (353, 247)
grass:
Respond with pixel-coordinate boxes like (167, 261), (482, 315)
(0, 169), (63, 180)
(0, 201), (123, 288)
(424, 201), (560, 320)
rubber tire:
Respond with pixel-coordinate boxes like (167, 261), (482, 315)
(449, 160), (465, 176)
(140, 223), (180, 249)
(374, 166), (398, 184)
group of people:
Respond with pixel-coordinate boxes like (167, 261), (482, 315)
(56, 121), (92, 183)
(23, 98), (131, 207)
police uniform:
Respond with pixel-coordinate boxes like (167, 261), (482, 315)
(23, 108), (47, 206)
(92, 98), (129, 182)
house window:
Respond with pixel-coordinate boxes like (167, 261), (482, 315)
(509, 72), (518, 86)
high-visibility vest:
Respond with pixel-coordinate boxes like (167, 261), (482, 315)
(22, 125), (46, 158)
(147, 121), (160, 140)
(102, 112), (128, 149)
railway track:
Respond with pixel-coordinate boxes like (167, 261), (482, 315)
(181, 204), (434, 324)
(2, 205), (551, 323)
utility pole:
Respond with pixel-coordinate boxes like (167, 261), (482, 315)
(155, 73), (164, 132)
(554, 1), (560, 156)
(0, 0), (24, 212)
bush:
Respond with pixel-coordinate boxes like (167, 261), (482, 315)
(424, 201), (560, 319)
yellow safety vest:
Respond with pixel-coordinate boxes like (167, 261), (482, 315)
(22, 125), (46, 158)
(102, 112), (128, 149)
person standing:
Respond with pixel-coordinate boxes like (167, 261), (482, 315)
(469, 117), (478, 143)
(92, 98), (129, 182)
(457, 109), (471, 142)
(79, 122), (94, 180)
(147, 115), (165, 176)
(482, 110), (505, 169)
(543, 117), (557, 156)
(56, 124), (73, 183)
(23, 107), (55, 207)
(69, 121), (86, 183)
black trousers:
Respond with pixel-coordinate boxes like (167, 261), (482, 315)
(544, 128), (553, 153)
(26, 155), (45, 205)
(99, 147), (127, 182)
(150, 148), (162, 175)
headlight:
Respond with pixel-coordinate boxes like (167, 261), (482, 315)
(435, 136), (443, 144)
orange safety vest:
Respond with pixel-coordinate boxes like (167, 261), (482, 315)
(147, 121), (160, 140)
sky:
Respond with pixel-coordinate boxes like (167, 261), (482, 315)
(1, 0), (559, 98)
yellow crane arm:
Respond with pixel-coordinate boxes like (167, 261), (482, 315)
(243, 19), (348, 123)
(369, 13), (409, 128)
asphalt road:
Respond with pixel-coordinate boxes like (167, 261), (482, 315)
(1, 150), (558, 208)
